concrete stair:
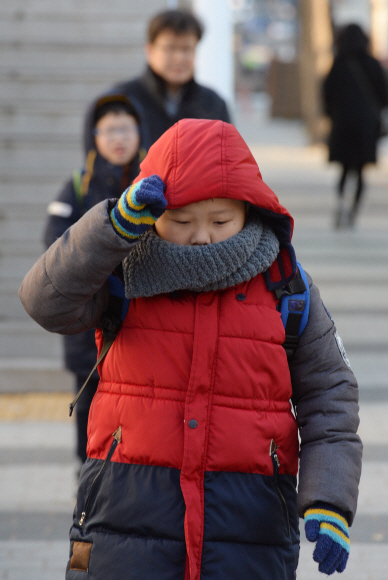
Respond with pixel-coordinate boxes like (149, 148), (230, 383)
(0, 0), (167, 391)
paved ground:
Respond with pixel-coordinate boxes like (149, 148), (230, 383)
(1, 97), (388, 578)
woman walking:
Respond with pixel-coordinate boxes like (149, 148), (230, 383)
(323, 24), (388, 227)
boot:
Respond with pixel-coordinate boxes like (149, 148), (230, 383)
(348, 204), (359, 228)
(334, 199), (346, 229)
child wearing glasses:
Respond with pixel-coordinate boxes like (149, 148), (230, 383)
(43, 94), (142, 469)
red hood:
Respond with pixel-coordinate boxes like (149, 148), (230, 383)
(134, 118), (294, 245)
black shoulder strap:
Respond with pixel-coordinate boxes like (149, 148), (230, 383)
(68, 335), (114, 417)
(68, 270), (129, 417)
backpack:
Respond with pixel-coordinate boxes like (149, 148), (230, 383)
(69, 263), (310, 416)
(72, 147), (147, 214)
(275, 261), (310, 357)
(71, 150), (97, 214)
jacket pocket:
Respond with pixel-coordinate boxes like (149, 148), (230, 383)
(269, 439), (291, 536)
(79, 426), (122, 527)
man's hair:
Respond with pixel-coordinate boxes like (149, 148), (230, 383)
(93, 95), (140, 126)
(147, 9), (204, 44)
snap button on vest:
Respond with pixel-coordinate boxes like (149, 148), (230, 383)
(236, 293), (246, 301)
(188, 419), (198, 429)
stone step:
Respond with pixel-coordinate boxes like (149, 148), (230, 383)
(0, 19), (145, 46)
(0, 142), (82, 178)
(1, 215), (47, 245)
(0, 98), (86, 116)
(0, 112), (82, 139)
(0, 362), (73, 394)
(346, 352), (388, 391)
(0, 181), (66, 204)
(0, 284), (38, 322)
(0, 321), (62, 359)
(1, 50), (144, 78)
(0, 0), (169, 378)
(1, 240), (45, 259)
(0, 0), (162, 17)
(0, 77), (119, 108)
(0, 200), (50, 216)
(330, 313), (388, 351)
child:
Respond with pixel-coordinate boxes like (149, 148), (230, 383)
(19, 119), (362, 579)
(43, 94), (142, 466)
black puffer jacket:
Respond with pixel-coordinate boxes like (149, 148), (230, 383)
(43, 151), (140, 376)
(83, 66), (230, 153)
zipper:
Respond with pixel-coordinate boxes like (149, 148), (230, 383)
(79, 426), (122, 527)
(269, 439), (291, 536)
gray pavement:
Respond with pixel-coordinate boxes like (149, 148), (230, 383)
(1, 99), (388, 578)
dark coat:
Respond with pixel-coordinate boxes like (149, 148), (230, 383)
(323, 53), (388, 167)
(83, 66), (231, 153)
(43, 151), (139, 377)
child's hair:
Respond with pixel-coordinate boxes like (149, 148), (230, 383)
(93, 95), (140, 127)
(147, 9), (204, 44)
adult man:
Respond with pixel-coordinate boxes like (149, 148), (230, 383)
(84, 9), (230, 152)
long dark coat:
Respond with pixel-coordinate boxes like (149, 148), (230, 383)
(83, 66), (230, 154)
(323, 53), (388, 167)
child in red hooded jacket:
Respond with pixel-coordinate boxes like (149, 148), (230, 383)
(19, 119), (362, 580)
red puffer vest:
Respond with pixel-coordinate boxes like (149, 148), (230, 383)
(72, 120), (301, 580)
(90, 270), (299, 578)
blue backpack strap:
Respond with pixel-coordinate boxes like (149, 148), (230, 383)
(99, 273), (130, 339)
(108, 274), (130, 321)
(276, 261), (310, 357)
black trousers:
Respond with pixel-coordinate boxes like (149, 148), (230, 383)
(338, 164), (364, 210)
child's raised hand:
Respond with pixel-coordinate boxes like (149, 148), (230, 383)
(304, 503), (350, 575)
(110, 175), (167, 240)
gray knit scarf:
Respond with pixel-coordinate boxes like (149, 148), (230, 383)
(122, 215), (280, 299)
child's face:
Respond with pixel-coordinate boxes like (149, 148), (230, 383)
(94, 112), (140, 166)
(155, 198), (246, 245)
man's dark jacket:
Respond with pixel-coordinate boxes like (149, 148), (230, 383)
(84, 66), (230, 153)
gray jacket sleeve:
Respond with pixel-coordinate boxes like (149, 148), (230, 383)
(19, 200), (135, 334)
(290, 273), (362, 525)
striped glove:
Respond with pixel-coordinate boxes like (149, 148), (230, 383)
(304, 503), (350, 575)
(110, 175), (167, 240)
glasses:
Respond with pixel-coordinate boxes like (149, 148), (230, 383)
(153, 43), (196, 57)
(94, 126), (139, 140)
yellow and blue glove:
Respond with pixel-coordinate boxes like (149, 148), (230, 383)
(110, 174), (167, 240)
(304, 502), (350, 575)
